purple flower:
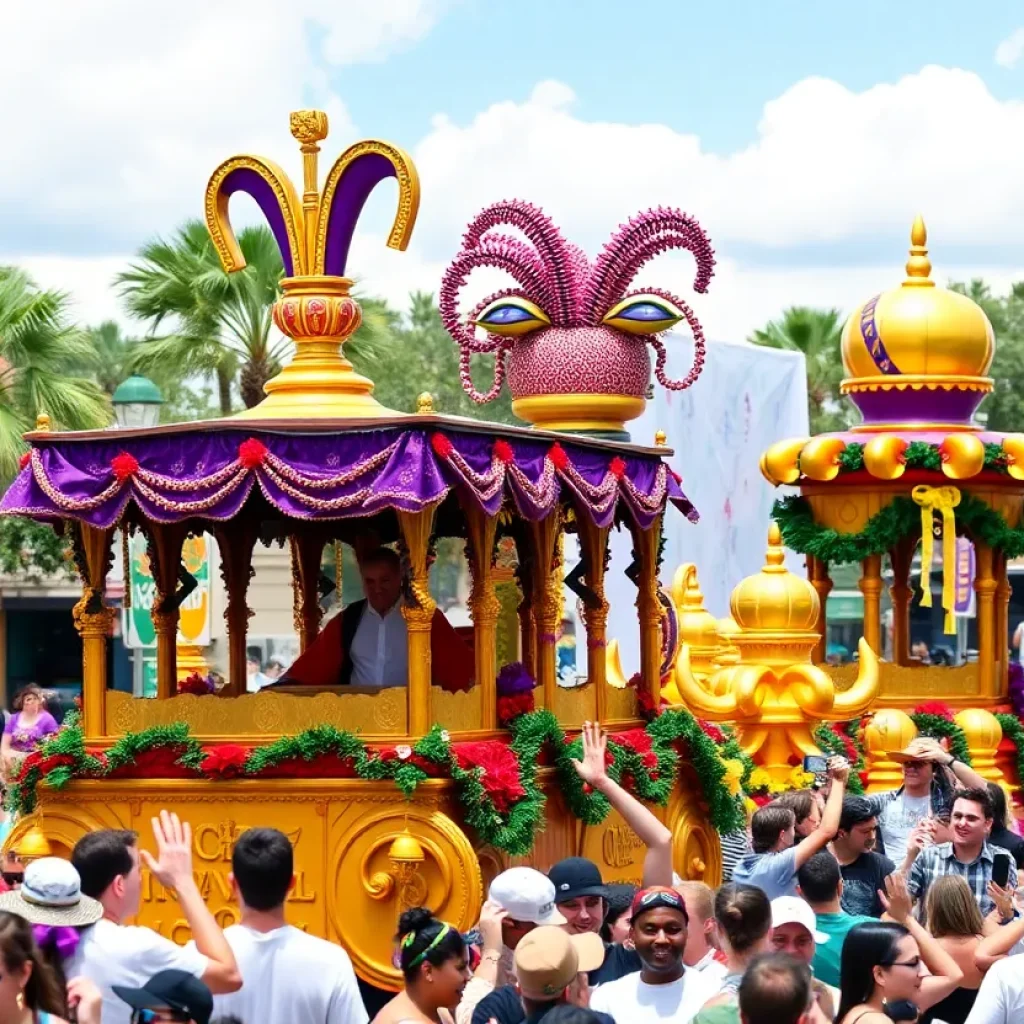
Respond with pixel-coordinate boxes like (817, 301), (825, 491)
(496, 662), (536, 696)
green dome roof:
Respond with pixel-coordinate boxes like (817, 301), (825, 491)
(112, 375), (163, 404)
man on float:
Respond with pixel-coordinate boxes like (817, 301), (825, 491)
(281, 547), (474, 691)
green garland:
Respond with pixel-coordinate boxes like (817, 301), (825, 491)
(818, 441), (1007, 480)
(910, 713), (972, 766)
(813, 721), (866, 794)
(773, 491), (1024, 563)
(996, 714), (1024, 800)
(9, 706), (744, 856)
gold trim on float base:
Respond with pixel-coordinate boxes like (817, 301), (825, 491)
(840, 374), (993, 394)
(511, 394), (646, 433)
(824, 661), (982, 703)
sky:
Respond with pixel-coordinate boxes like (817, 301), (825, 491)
(6, 0), (1024, 347)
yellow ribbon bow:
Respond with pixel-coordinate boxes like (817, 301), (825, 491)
(911, 484), (961, 635)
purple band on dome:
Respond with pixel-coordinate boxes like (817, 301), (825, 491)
(860, 294), (902, 375)
(848, 385), (985, 427)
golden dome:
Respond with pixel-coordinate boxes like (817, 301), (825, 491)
(840, 216), (994, 386)
(730, 524), (819, 633)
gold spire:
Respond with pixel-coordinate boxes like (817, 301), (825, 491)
(764, 522), (786, 569)
(904, 215), (933, 287)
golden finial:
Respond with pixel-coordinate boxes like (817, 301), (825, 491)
(655, 429), (667, 446)
(765, 522), (786, 570)
(904, 214), (933, 286)
(289, 110), (329, 147)
(35, 413), (50, 432)
(416, 392), (435, 415)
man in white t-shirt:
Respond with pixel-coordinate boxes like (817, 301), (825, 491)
(676, 882), (727, 985)
(964, 952), (1024, 1024)
(199, 826), (367, 1024)
(591, 887), (720, 1023)
(67, 810), (241, 1024)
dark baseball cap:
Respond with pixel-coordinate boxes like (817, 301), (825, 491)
(630, 886), (688, 923)
(112, 970), (213, 1024)
(548, 857), (607, 902)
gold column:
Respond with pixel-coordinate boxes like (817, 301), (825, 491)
(996, 550), (1010, 698)
(807, 556), (832, 664)
(147, 524), (186, 700)
(528, 511), (561, 710)
(213, 523), (258, 697)
(464, 503), (499, 730)
(290, 532), (327, 653)
(634, 517), (664, 709)
(71, 523), (115, 742)
(975, 542), (998, 699)
(576, 516), (610, 722)
(397, 504), (438, 737)
(516, 541), (537, 679)
(858, 553), (883, 657)
(888, 537), (915, 666)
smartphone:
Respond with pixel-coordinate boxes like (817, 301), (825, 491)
(993, 852), (1012, 888)
(882, 999), (919, 1022)
(803, 754), (828, 774)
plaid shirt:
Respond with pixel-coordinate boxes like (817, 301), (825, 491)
(907, 840), (1018, 917)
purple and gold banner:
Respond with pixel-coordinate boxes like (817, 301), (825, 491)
(859, 294), (902, 375)
(954, 537), (975, 616)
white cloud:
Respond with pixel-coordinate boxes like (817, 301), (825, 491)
(996, 27), (1024, 68)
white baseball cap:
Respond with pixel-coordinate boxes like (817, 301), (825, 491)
(771, 896), (828, 943)
(489, 867), (567, 925)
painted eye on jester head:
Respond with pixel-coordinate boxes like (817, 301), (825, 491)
(473, 296), (551, 337)
(601, 294), (685, 335)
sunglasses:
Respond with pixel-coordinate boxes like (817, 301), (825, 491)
(131, 1011), (190, 1023)
(1, 873), (23, 887)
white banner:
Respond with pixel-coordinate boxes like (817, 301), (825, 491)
(605, 334), (810, 677)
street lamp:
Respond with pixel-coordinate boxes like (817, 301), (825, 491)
(111, 375), (163, 429)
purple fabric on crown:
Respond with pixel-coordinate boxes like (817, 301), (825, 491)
(322, 152), (399, 277)
(222, 167), (297, 277)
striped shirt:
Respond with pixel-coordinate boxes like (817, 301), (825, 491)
(720, 830), (751, 883)
(907, 841), (1017, 918)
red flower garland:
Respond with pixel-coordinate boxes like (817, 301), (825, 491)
(201, 744), (250, 779)
(111, 452), (139, 483)
(609, 457), (627, 480)
(611, 729), (659, 771)
(548, 444), (569, 471)
(18, 452), (30, 471)
(497, 692), (535, 726)
(453, 742), (525, 813)
(431, 432), (454, 459)
(914, 702), (955, 721)
(238, 439), (268, 469)
(699, 721), (726, 745)
(493, 439), (515, 465)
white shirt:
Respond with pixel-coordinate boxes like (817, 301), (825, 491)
(247, 671), (272, 693)
(590, 967), (719, 1023)
(65, 918), (208, 1024)
(350, 602), (408, 687)
(202, 924), (367, 1024)
(965, 954), (1024, 1024)
(690, 949), (728, 986)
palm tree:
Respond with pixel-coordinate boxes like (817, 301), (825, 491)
(749, 306), (849, 433)
(0, 268), (109, 480)
(117, 221), (285, 413)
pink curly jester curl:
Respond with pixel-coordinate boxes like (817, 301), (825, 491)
(439, 201), (715, 414)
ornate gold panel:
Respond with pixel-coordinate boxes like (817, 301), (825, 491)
(603, 684), (638, 723)
(429, 687), (483, 733)
(553, 683), (598, 727)
(105, 689), (408, 740)
(823, 662), (980, 701)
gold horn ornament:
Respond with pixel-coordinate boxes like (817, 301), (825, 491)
(798, 437), (847, 482)
(863, 435), (909, 480)
(912, 484), (961, 634)
(760, 437), (811, 485)
(204, 111), (421, 420)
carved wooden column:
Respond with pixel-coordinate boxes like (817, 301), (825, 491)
(576, 515), (610, 722)
(807, 556), (832, 664)
(464, 503), (499, 730)
(634, 516), (664, 708)
(147, 524), (187, 699)
(975, 542), (998, 699)
(528, 510), (561, 710)
(858, 553), (883, 657)
(214, 522), (259, 697)
(996, 549), (1010, 697)
(72, 523), (115, 743)
(888, 536), (915, 666)
(290, 531), (327, 653)
(397, 504), (438, 737)
(514, 532), (537, 678)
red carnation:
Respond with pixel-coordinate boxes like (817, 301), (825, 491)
(453, 741), (526, 813)
(238, 438), (268, 469)
(201, 744), (250, 779)
(699, 721), (725, 744)
(37, 754), (76, 775)
(431, 432), (454, 459)
(609, 457), (627, 480)
(612, 729), (658, 770)
(914, 701), (955, 721)
(111, 452), (139, 483)
(548, 444), (569, 471)
(18, 452), (30, 471)
(858, 770), (870, 789)
(493, 439), (515, 465)
(497, 692), (535, 726)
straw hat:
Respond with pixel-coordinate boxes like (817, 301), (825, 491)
(886, 736), (950, 765)
(0, 857), (102, 927)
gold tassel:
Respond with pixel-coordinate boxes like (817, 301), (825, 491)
(122, 525), (131, 609)
(334, 540), (343, 606)
(912, 485), (961, 634)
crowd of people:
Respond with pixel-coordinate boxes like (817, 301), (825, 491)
(0, 724), (1023, 1022)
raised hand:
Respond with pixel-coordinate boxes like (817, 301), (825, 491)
(478, 899), (508, 953)
(826, 756), (850, 785)
(67, 977), (103, 1024)
(139, 809), (195, 890)
(570, 721), (609, 788)
(989, 881), (1015, 922)
(879, 872), (912, 923)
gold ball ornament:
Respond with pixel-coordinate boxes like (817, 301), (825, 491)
(939, 434), (985, 479)
(760, 437), (810, 485)
(863, 435), (908, 480)
(798, 437), (847, 482)
(416, 392), (435, 414)
(1001, 436), (1024, 480)
(863, 708), (917, 758)
(953, 708), (1002, 752)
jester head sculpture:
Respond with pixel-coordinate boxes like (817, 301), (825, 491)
(440, 201), (715, 438)
(204, 110), (420, 420)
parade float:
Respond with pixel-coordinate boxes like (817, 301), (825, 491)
(0, 111), (742, 991)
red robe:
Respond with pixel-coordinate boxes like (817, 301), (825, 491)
(284, 605), (474, 692)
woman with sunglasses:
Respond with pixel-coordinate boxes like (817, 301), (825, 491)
(373, 907), (472, 1024)
(836, 878), (962, 1024)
